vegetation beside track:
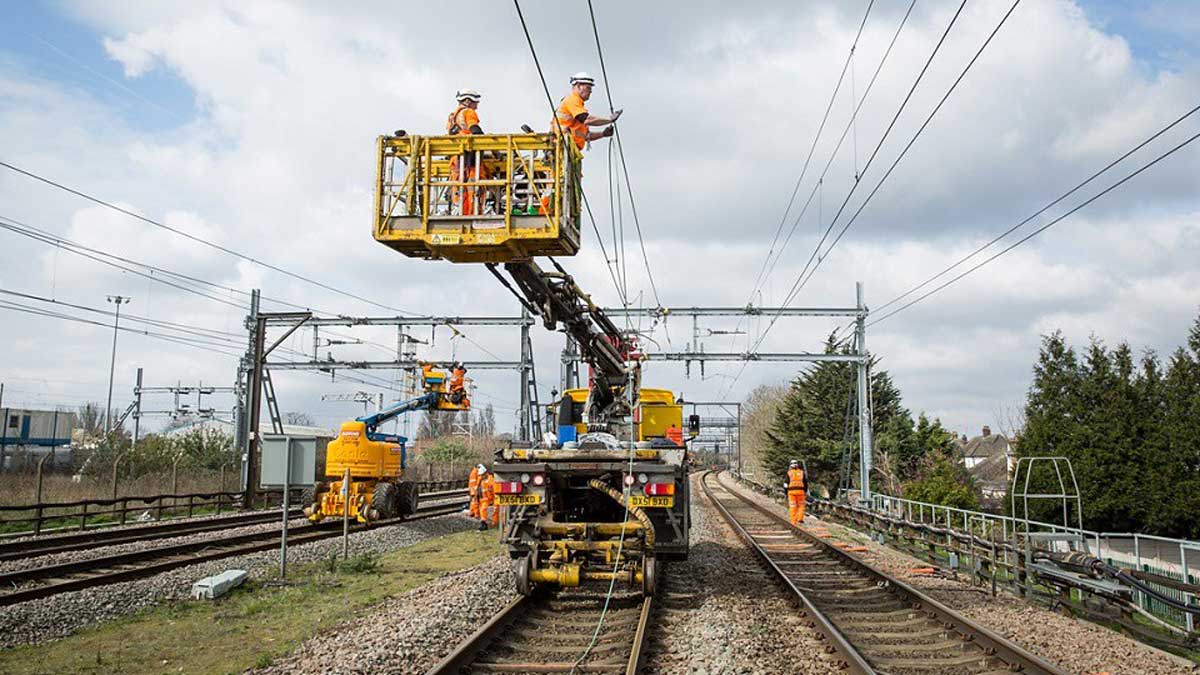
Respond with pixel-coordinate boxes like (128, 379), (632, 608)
(0, 528), (502, 675)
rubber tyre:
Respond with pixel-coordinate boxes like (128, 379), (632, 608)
(299, 486), (318, 521)
(396, 481), (420, 517)
(371, 482), (398, 520)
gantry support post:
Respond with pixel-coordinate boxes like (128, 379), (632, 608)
(855, 282), (873, 506)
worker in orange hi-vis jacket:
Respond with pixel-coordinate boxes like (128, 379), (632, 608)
(540, 72), (623, 215)
(480, 470), (499, 528)
(446, 88), (489, 215)
(786, 459), (807, 525)
(467, 464), (481, 519)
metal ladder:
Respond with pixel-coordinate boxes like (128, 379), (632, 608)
(262, 368), (284, 434)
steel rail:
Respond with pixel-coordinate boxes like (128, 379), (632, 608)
(0, 497), (467, 607)
(426, 587), (655, 674)
(0, 509), (302, 562)
(0, 488), (467, 563)
(702, 471), (1069, 675)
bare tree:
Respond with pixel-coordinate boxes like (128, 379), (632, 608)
(991, 402), (1026, 441)
(284, 411), (315, 427)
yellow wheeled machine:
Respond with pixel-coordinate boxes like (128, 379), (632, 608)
(302, 364), (470, 524)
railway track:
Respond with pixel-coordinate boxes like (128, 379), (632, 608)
(0, 487), (465, 563)
(427, 586), (653, 675)
(0, 494), (468, 607)
(702, 471), (1070, 675)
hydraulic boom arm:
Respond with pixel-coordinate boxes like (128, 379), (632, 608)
(488, 258), (639, 430)
(357, 391), (440, 443)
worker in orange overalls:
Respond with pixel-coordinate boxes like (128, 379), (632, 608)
(467, 463), (482, 519)
(449, 361), (468, 404)
(480, 468), (499, 529)
(446, 88), (489, 215)
(474, 464), (490, 530)
(786, 459), (807, 525)
(541, 72), (623, 213)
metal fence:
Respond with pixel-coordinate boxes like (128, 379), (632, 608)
(0, 479), (468, 537)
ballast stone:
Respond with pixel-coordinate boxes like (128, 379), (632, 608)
(190, 569), (248, 600)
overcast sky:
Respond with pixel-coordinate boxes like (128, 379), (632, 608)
(1, 0), (1198, 439)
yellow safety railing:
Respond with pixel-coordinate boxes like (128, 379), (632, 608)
(373, 132), (582, 263)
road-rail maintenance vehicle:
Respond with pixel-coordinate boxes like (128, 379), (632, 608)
(301, 362), (470, 524)
(372, 128), (689, 595)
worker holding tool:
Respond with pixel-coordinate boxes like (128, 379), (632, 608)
(551, 72), (622, 150)
(786, 459), (807, 525)
(447, 88), (488, 215)
(539, 72), (623, 214)
(467, 463), (482, 518)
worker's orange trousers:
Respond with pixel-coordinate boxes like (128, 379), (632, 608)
(487, 501), (500, 526)
(788, 491), (806, 525)
(468, 497), (479, 519)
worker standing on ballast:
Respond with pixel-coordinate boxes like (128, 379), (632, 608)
(474, 464), (490, 530)
(480, 467), (499, 529)
(447, 88), (488, 215)
(467, 463), (482, 519)
(786, 459), (807, 525)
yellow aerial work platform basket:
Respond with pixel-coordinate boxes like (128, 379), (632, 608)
(373, 132), (582, 263)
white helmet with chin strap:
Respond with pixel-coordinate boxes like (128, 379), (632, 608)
(456, 88), (482, 103)
(569, 71), (595, 87)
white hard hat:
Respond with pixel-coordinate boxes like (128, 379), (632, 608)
(477, 463), (487, 472)
(456, 88), (482, 102)
(569, 72), (595, 87)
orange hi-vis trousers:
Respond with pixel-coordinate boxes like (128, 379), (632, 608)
(788, 490), (806, 525)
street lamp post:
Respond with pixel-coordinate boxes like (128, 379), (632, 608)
(104, 295), (131, 435)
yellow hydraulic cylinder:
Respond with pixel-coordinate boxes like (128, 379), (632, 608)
(529, 563), (581, 587)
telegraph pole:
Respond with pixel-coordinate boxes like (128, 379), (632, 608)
(104, 295), (131, 434)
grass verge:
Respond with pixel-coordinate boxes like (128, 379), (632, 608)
(0, 527), (502, 675)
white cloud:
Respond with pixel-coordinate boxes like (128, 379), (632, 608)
(0, 0), (1197, 437)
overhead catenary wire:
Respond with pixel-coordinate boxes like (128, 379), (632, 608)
(775, 0), (1023, 316)
(0, 160), (416, 316)
(869, 126), (1200, 326)
(720, 0), (955, 400)
(732, 0), (1016, 398)
(747, 0), (917, 306)
(0, 300), (245, 358)
(585, 0), (673, 348)
(1, 213), (488, 362)
(719, 0), (910, 385)
(745, 0), (878, 303)
(0, 214), (332, 316)
(873, 102), (1200, 317)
